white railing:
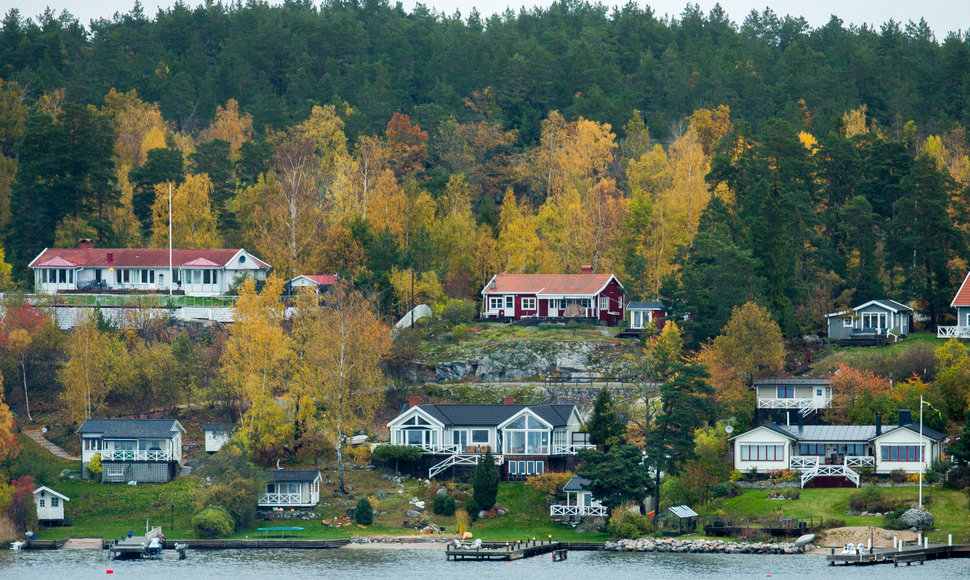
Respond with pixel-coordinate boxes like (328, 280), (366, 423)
(552, 443), (597, 455)
(938, 326), (970, 339)
(258, 492), (306, 506)
(428, 453), (504, 479)
(790, 457), (820, 470)
(550, 505), (608, 517)
(801, 464), (860, 487)
(99, 449), (173, 462)
(844, 456), (875, 468)
(757, 398), (831, 410)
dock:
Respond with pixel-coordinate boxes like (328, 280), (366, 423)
(446, 539), (566, 561)
(826, 544), (970, 566)
(163, 538), (350, 549)
(108, 527), (165, 560)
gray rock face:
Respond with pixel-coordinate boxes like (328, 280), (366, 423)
(899, 508), (934, 530)
(435, 488), (449, 497)
(405, 509), (422, 518)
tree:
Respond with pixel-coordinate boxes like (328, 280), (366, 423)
(932, 339), (970, 420)
(472, 448), (500, 510)
(577, 444), (653, 510)
(355, 497), (374, 525)
(712, 302), (785, 386)
(949, 411), (970, 466)
(150, 174), (221, 248)
(823, 363), (892, 424)
(58, 315), (112, 424)
(587, 388), (625, 450)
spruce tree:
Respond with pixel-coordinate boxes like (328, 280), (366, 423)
(472, 448), (499, 511)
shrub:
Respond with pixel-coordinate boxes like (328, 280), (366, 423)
(200, 481), (259, 531)
(88, 453), (102, 480)
(355, 497), (373, 525)
(782, 488), (801, 500)
(454, 509), (470, 536)
(345, 444), (371, 464)
(848, 485), (897, 513)
(524, 472), (574, 499)
(433, 494), (457, 516)
(821, 518), (846, 530)
(472, 449), (499, 511)
(440, 299), (476, 325)
(464, 499), (480, 518)
(889, 469), (908, 484)
(946, 464), (970, 490)
(710, 482), (743, 499)
(371, 444), (423, 473)
(192, 505), (234, 538)
(882, 509), (909, 530)
(607, 507), (652, 540)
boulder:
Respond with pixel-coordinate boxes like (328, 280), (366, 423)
(436, 488), (449, 497)
(899, 508), (934, 530)
(406, 509), (422, 518)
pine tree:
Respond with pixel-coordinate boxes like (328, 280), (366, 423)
(472, 448), (499, 511)
(587, 388), (624, 450)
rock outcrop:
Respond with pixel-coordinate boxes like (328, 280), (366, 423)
(605, 538), (803, 554)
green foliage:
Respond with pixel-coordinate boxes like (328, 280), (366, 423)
(950, 412), (970, 466)
(587, 388), (625, 450)
(432, 494), (457, 516)
(354, 497), (373, 525)
(438, 299), (476, 325)
(197, 440), (265, 530)
(472, 449), (499, 511)
(192, 505), (234, 538)
(607, 507), (653, 540)
(848, 485), (898, 513)
(645, 362), (715, 476)
(371, 444), (423, 464)
(578, 444), (653, 509)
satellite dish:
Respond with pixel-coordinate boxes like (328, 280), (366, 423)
(725, 425), (734, 434)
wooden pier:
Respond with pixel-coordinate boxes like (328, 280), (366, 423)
(826, 544), (970, 566)
(446, 539), (564, 561)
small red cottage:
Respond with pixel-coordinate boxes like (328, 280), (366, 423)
(480, 267), (625, 326)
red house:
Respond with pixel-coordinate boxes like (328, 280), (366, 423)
(480, 267), (626, 326)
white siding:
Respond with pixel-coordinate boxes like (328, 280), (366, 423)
(733, 427), (793, 473)
(873, 428), (939, 475)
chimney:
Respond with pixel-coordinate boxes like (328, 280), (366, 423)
(138, 411), (148, 420)
(875, 414), (882, 436)
(899, 409), (911, 426)
(106, 252), (114, 264)
(408, 396), (421, 408)
(503, 397), (515, 405)
(580, 265), (593, 275)
(78, 238), (94, 249)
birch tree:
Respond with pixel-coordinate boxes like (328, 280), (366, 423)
(58, 315), (111, 424)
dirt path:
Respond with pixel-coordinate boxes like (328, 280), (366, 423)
(24, 428), (81, 462)
(817, 526), (917, 548)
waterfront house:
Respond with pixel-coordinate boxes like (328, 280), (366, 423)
(754, 378), (833, 424)
(29, 241), (270, 297)
(202, 423), (234, 453)
(731, 410), (945, 487)
(939, 271), (970, 338)
(549, 476), (606, 521)
(825, 300), (913, 345)
(78, 419), (185, 483)
(258, 470), (322, 509)
(33, 486), (69, 524)
(387, 399), (591, 479)
(480, 267), (626, 326)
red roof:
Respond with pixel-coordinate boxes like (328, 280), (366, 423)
(481, 273), (619, 296)
(28, 248), (270, 269)
(295, 275), (338, 285)
(952, 271), (970, 307)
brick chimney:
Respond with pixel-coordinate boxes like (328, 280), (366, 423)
(876, 414), (882, 436)
(408, 396), (422, 408)
(78, 238), (94, 249)
(503, 397), (514, 405)
(580, 265), (593, 275)
(106, 252), (114, 264)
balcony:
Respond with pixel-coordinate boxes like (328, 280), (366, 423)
(550, 505), (607, 517)
(258, 492), (309, 507)
(99, 449), (173, 462)
(938, 326), (970, 339)
(552, 443), (596, 455)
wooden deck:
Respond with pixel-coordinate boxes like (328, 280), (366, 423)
(446, 540), (565, 561)
(826, 544), (970, 566)
(163, 538), (350, 549)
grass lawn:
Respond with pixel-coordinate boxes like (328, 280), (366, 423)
(722, 486), (970, 543)
(812, 332), (947, 375)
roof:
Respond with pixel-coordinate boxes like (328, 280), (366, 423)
(664, 505), (698, 518)
(953, 271), (970, 307)
(563, 477), (593, 492)
(34, 486), (69, 501)
(77, 419), (185, 438)
(740, 422), (946, 443)
(412, 404), (576, 428)
(202, 423), (234, 432)
(826, 299), (914, 317)
(29, 248), (269, 269)
(481, 273), (621, 297)
(266, 470), (321, 483)
(627, 301), (664, 311)
(753, 378), (833, 386)
(291, 275), (338, 286)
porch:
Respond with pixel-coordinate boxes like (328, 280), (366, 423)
(99, 449), (174, 462)
(937, 326), (970, 339)
(550, 505), (607, 518)
(258, 492), (315, 508)
(790, 456), (873, 487)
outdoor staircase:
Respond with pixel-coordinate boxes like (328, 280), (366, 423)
(796, 460), (860, 488)
(428, 453), (503, 479)
(24, 428), (81, 461)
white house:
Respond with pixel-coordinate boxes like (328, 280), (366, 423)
(732, 410), (946, 487)
(550, 476), (606, 520)
(29, 241), (270, 297)
(627, 301), (666, 331)
(387, 400), (591, 479)
(287, 275), (338, 296)
(202, 423), (234, 453)
(259, 470), (322, 508)
(754, 378), (833, 423)
(78, 419), (185, 483)
(33, 486), (69, 523)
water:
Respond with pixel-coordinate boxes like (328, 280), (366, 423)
(2, 547), (968, 580)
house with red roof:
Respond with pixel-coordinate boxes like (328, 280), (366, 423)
(480, 266), (625, 326)
(939, 271), (970, 338)
(28, 240), (270, 297)
(287, 274), (339, 296)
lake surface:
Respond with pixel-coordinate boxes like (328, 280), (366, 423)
(2, 547), (969, 579)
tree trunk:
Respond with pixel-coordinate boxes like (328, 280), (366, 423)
(21, 360), (31, 422)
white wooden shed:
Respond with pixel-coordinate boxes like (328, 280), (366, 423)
(34, 486), (69, 523)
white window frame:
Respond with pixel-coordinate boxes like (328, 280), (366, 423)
(489, 297), (502, 311)
(600, 296), (609, 310)
(505, 295), (514, 309)
(521, 297), (536, 310)
(842, 318), (852, 327)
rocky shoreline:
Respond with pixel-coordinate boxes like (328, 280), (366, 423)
(605, 538), (804, 554)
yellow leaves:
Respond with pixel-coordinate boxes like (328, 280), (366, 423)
(58, 314), (112, 423)
(35, 88), (65, 119)
(798, 131), (818, 153)
(287, 104), (348, 175)
(389, 268), (444, 315)
(688, 105), (732, 155)
(150, 174), (221, 248)
(366, 170), (407, 239)
(201, 98), (253, 161)
(497, 188), (555, 273)
(141, 126), (167, 159)
(712, 302), (786, 383)
(102, 88), (169, 167)
(842, 104), (868, 138)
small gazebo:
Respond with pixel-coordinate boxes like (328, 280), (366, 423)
(658, 505), (698, 536)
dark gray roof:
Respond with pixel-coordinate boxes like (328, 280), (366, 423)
(627, 301), (664, 311)
(202, 423), (234, 432)
(753, 378), (833, 386)
(867, 299), (914, 313)
(563, 477), (592, 492)
(266, 470), (321, 483)
(77, 419), (184, 438)
(415, 404), (576, 428)
(753, 422), (946, 442)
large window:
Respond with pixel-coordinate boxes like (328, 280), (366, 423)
(777, 386), (794, 398)
(799, 443), (825, 456)
(508, 460), (544, 476)
(397, 414), (437, 448)
(862, 312), (888, 329)
(838, 444), (867, 456)
(521, 297), (536, 310)
(503, 415), (549, 455)
(881, 445), (924, 462)
(471, 430), (489, 444)
(489, 297), (502, 310)
(505, 296), (514, 309)
(599, 296), (609, 310)
(740, 444), (784, 461)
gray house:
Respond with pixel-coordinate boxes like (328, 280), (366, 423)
(78, 419), (184, 483)
(938, 271), (970, 338)
(825, 300), (913, 344)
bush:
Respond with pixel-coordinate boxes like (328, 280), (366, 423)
(433, 494), (457, 516)
(524, 472), (574, 499)
(782, 488), (801, 500)
(945, 464), (970, 490)
(882, 509), (909, 530)
(890, 469), (908, 484)
(192, 505), (234, 538)
(607, 507), (652, 540)
(440, 299), (476, 325)
(848, 485), (897, 513)
(710, 482), (743, 499)
(464, 499), (480, 517)
(472, 449), (499, 511)
(821, 518), (846, 530)
(371, 444), (423, 472)
(355, 497), (373, 525)
(88, 453), (102, 479)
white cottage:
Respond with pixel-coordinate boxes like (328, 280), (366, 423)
(259, 470), (322, 508)
(78, 419), (185, 483)
(33, 486), (69, 523)
(202, 423), (234, 453)
(550, 476), (606, 520)
(732, 410), (946, 487)
(387, 400), (591, 479)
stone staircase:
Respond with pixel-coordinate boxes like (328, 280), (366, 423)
(63, 537), (104, 549)
(24, 428), (81, 461)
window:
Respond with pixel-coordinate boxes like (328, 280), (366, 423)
(838, 444), (866, 456)
(740, 444), (784, 461)
(504, 415), (549, 454)
(471, 430), (489, 444)
(52, 497), (59, 507)
(204, 270), (212, 284)
(843, 318), (852, 327)
(777, 386), (794, 398)
(521, 297), (536, 310)
(121, 269), (130, 283)
(489, 297), (502, 310)
(548, 299), (561, 310)
(881, 445), (924, 462)
(600, 296), (609, 310)
(816, 389), (823, 397)
(505, 296), (514, 309)
(509, 460), (544, 476)
(799, 443), (825, 456)
(39, 499), (45, 507)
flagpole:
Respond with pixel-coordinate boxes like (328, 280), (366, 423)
(919, 396), (923, 509)
(168, 182), (173, 298)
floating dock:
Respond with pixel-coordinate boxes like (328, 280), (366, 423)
(446, 540), (565, 561)
(826, 544), (970, 566)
